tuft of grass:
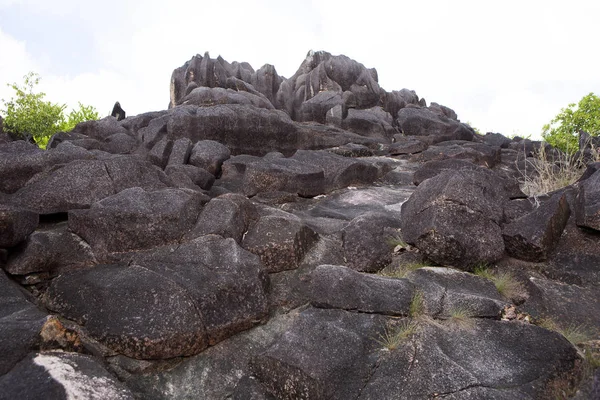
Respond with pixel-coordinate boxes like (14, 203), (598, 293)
(409, 291), (425, 318)
(537, 318), (595, 346)
(375, 320), (418, 351)
(379, 262), (429, 279)
(386, 234), (408, 249)
(444, 307), (476, 330)
(473, 267), (526, 300)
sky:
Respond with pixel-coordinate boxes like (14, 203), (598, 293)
(1, 0), (599, 139)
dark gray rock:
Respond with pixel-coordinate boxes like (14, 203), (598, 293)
(359, 319), (580, 399)
(251, 308), (385, 400)
(44, 263), (208, 359)
(103, 132), (138, 154)
(68, 187), (204, 254)
(389, 136), (428, 155)
(342, 212), (402, 272)
(188, 140), (231, 176)
(341, 107), (396, 141)
(483, 132), (512, 148)
(186, 193), (258, 243)
(45, 235), (269, 358)
(0, 351), (135, 400)
(308, 265), (415, 315)
(290, 150), (378, 192)
(502, 193), (571, 261)
(242, 212), (319, 273)
(0, 205), (38, 248)
(11, 156), (171, 214)
(148, 138), (173, 168)
(400, 169), (507, 269)
(396, 107), (474, 143)
(5, 223), (96, 276)
(0, 270), (48, 376)
(575, 169), (600, 231)
(164, 164), (215, 190)
(298, 91), (343, 123)
(71, 115), (129, 141)
(405, 267), (507, 317)
(415, 141), (501, 168)
(167, 137), (193, 165)
(0, 140), (95, 194)
(181, 86), (274, 110)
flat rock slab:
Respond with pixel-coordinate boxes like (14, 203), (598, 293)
(44, 236), (269, 359)
(400, 169), (506, 269)
(308, 265), (415, 315)
(0, 351), (135, 400)
(405, 267), (507, 317)
(502, 193), (570, 262)
(69, 187), (205, 254)
(359, 320), (579, 399)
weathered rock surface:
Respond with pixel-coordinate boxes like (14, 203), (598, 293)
(308, 265), (415, 315)
(68, 187), (205, 254)
(401, 169), (507, 269)
(0, 351), (135, 400)
(502, 193), (571, 261)
(575, 169), (600, 231)
(0, 50), (597, 399)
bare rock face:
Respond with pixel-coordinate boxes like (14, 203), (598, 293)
(400, 168), (507, 269)
(0, 205), (38, 249)
(502, 193), (571, 261)
(575, 169), (600, 231)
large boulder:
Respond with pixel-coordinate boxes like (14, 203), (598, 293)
(400, 169), (507, 269)
(0, 205), (38, 248)
(502, 193), (571, 261)
(10, 156), (171, 214)
(308, 265), (416, 315)
(68, 187), (205, 255)
(242, 212), (319, 273)
(188, 140), (231, 176)
(44, 236), (269, 359)
(396, 107), (475, 143)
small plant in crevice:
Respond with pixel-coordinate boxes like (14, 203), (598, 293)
(473, 266), (526, 301)
(409, 291), (425, 319)
(375, 319), (419, 351)
(386, 233), (408, 250)
(379, 262), (430, 279)
(536, 318), (596, 347)
(444, 307), (476, 330)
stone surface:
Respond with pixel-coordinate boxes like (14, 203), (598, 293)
(0, 205), (38, 248)
(308, 265), (415, 315)
(242, 212), (319, 273)
(575, 169), (600, 231)
(502, 193), (571, 261)
(68, 187), (204, 254)
(400, 169), (507, 269)
(188, 139), (231, 176)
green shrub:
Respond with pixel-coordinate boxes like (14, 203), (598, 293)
(1, 72), (99, 148)
(542, 93), (600, 154)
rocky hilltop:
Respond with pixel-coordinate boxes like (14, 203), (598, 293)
(0, 50), (599, 399)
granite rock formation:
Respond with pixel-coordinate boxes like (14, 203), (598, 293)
(0, 50), (598, 399)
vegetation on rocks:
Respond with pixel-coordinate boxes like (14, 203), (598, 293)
(542, 93), (600, 154)
(1, 72), (99, 148)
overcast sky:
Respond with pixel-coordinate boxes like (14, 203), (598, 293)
(1, 0), (599, 139)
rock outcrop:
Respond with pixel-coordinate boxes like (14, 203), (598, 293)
(0, 50), (598, 399)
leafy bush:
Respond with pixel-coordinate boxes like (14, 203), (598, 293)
(1, 72), (99, 148)
(542, 93), (600, 154)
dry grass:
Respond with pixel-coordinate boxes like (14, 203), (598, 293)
(375, 319), (419, 351)
(444, 307), (476, 330)
(537, 318), (596, 347)
(473, 266), (527, 301)
(519, 141), (600, 197)
(409, 291), (425, 318)
(379, 262), (429, 279)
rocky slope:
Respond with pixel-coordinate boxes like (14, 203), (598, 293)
(0, 50), (599, 399)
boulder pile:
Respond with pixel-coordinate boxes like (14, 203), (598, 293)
(1, 50), (599, 399)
